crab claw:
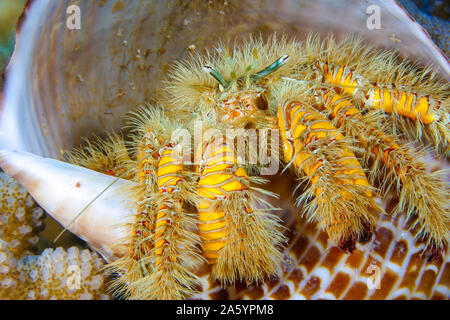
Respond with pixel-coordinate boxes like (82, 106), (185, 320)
(0, 149), (137, 262)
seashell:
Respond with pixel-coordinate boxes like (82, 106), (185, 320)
(1, 0), (449, 158)
(0, 149), (136, 262)
(0, 0), (448, 299)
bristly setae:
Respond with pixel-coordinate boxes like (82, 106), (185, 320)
(67, 34), (449, 300)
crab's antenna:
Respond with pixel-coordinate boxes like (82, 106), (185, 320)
(251, 55), (290, 83)
(53, 176), (121, 243)
(204, 65), (230, 90)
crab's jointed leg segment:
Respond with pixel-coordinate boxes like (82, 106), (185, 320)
(277, 101), (380, 251)
(316, 62), (449, 157)
(196, 132), (286, 284)
(138, 145), (202, 300)
(316, 88), (449, 250)
(130, 133), (158, 263)
(317, 62), (439, 123)
(107, 115), (203, 300)
(316, 62), (362, 96)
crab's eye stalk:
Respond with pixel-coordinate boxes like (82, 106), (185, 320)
(204, 65), (230, 90)
(250, 54), (290, 83)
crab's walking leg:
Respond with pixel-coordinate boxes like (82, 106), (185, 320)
(277, 101), (381, 252)
(105, 132), (159, 297)
(196, 132), (286, 284)
(66, 133), (159, 283)
(108, 132), (202, 300)
(316, 62), (449, 157)
(316, 88), (449, 250)
(135, 144), (202, 300)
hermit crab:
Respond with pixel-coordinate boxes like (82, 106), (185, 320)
(0, 0), (449, 300)
(3, 34), (449, 300)
(73, 34), (450, 299)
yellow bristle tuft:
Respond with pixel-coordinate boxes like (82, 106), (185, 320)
(65, 132), (132, 178)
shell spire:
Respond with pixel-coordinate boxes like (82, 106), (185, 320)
(0, 149), (137, 262)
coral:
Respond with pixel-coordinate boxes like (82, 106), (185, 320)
(0, 172), (110, 300)
(0, 242), (109, 300)
(0, 173), (44, 257)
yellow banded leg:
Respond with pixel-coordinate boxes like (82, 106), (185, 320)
(106, 132), (159, 299)
(318, 62), (438, 124)
(278, 100), (380, 252)
(317, 61), (449, 157)
(136, 145), (202, 300)
(196, 133), (286, 284)
(317, 89), (449, 250)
